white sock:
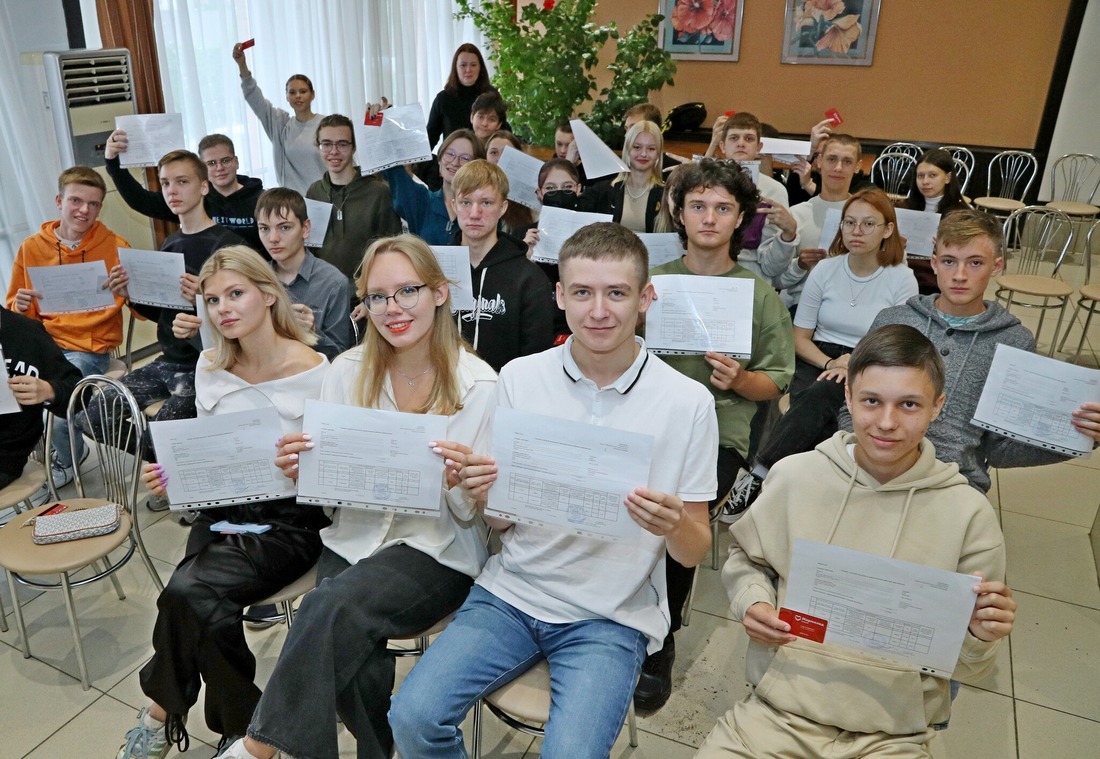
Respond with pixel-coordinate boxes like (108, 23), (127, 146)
(141, 709), (165, 730)
(750, 464), (769, 480)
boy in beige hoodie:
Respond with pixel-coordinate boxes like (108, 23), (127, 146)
(698, 324), (1017, 758)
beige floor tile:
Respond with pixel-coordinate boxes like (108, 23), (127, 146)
(963, 633), (1014, 698)
(1067, 444), (1100, 470)
(997, 462), (1100, 528)
(1011, 591), (1100, 722)
(1015, 700), (1100, 759)
(0, 644), (100, 758)
(1003, 512), (1100, 609)
(938, 685), (1016, 759)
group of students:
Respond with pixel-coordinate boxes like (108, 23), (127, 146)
(4, 40), (1100, 759)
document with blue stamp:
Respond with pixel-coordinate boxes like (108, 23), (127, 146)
(487, 407), (654, 542)
(296, 399), (448, 515)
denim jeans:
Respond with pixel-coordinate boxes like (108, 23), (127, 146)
(52, 350), (110, 468)
(389, 585), (649, 759)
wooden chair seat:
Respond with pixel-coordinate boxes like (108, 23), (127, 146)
(975, 197), (1025, 213)
(484, 659), (554, 724)
(995, 274), (1073, 298)
(1079, 283), (1100, 302)
(104, 358), (128, 380)
(0, 499), (131, 575)
(255, 564), (319, 607)
(143, 400), (166, 417)
(0, 460), (48, 510)
(1045, 200), (1100, 217)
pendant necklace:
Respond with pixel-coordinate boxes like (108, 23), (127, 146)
(395, 365), (432, 387)
(845, 262), (884, 307)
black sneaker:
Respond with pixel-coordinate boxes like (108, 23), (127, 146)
(633, 633), (675, 714)
(720, 472), (763, 524)
(243, 604), (281, 630)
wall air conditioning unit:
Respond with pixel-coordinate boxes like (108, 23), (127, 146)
(43, 48), (135, 168)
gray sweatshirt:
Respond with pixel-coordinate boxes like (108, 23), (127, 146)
(839, 294), (1070, 493)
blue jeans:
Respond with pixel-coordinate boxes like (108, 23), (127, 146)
(52, 350), (110, 468)
(389, 585), (648, 759)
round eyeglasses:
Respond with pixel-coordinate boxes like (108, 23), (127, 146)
(363, 284), (428, 314)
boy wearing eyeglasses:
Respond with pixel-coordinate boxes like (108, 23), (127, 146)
(305, 114), (402, 294)
(105, 131), (265, 253)
(6, 166), (127, 500)
(449, 159), (555, 372)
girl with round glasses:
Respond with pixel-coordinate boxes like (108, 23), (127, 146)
(218, 234), (497, 759)
(118, 246), (330, 758)
(381, 129), (485, 245)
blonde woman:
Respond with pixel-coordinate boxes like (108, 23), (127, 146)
(116, 246), (329, 758)
(220, 235), (497, 759)
(581, 120), (665, 232)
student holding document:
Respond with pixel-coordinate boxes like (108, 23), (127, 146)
(218, 235), (496, 759)
(580, 120), (665, 233)
(389, 223), (718, 759)
(696, 325), (1017, 759)
(6, 166), (127, 498)
(115, 246), (328, 759)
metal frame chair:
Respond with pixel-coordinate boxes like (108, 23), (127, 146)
(870, 151), (917, 199)
(995, 207), (1075, 355)
(1057, 218), (1100, 363)
(942, 145), (976, 193)
(1047, 153), (1100, 206)
(0, 375), (164, 689)
(882, 142), (923, 161)
(975, 150), (1039, 217)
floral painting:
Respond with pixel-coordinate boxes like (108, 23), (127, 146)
(659, 0), (744, 62)
(781, 0), (881, 66)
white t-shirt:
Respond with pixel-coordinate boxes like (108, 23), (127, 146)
(475, 338), (718, 654)
(793, 255), (918, 347)
(317, 346), (498, 578)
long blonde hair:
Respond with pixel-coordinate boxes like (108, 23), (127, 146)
(614, 120), (664, 189)
(198, 245), (315, 371)
(354, 235), (469, 415)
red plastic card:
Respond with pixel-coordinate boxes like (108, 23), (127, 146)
(240, 38), (255, 50)
(364, 111), (384, 127)
(779, 607), (828, 643)
(825, 107), (843, 126)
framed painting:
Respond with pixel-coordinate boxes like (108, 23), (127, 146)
(781, 0), (881, 66)
(659, 0), (744, 62)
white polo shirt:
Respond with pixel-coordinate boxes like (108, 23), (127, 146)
(475, 337), (718, 654)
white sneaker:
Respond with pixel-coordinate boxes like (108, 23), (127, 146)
(49, 446), (89, 489)
(216, 737), (281, 758)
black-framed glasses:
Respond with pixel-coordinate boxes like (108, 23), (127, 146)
(363, 284), (428, 314)
(204, 156), (236, 168)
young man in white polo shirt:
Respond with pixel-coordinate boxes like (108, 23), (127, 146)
(389, 222), (718, 758)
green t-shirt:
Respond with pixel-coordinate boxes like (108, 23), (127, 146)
(648, 258), (795, 457)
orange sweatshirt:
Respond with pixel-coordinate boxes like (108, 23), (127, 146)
(5, 220), (128, 354)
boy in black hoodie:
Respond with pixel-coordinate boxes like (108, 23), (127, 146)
(104, 132), (265, 254)
(450, 159), (555, 371)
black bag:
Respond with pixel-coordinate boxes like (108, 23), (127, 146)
(664, 102), (707, 133)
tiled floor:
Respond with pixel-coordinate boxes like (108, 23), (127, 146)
(1, 254), (1098, 758)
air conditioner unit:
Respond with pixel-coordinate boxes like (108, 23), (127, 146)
(44, 48), (135, 168)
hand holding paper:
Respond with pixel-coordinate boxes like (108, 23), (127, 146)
(352, 103), (432, 174)
(115, 114), (185, 168)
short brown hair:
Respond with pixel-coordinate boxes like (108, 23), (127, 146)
(157, 149), (207, 182)
(57, 166), (106, 195)
(559, 222), (648, 289)
(821, 133), (862, 158)
(197, 134), (235, 155)
(624, 103), (661, 126)
(315, 114), (355, 147)
(935, 208), (1003, 254)
(471, 92), (507, 122)
(538, 157), (581, 188)
(255, 187), (308, 224)
(848, 324), (946, 397)
(722, 112), (762, 141)
(452, 159), (508, 200)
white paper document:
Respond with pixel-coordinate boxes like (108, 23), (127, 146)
(894, 208), (940, 258)
(645, 274), (754, 358)
(531, 206), (613, 264)
(569, 118), (628, 179)
(196, 298), (216, 351)
(739, 159), (761, 184)
(0, 349), (21, 415)
(27, 261), (116, 314)
(638, 233), (685, 268)
(296, 399), (448, 514)
(971, 344), (1100, 456)
(149, 407), (292, 510)
(115, 113), (185, 168)
(487, 407), (653, 542)
(304, 199), (333, 248)
(817, 208), (842, 250)
(497, 146), (543, 210)
(430, 246), (475, 312)
(758, 137), (813, 163)
(354, 104), (433, 174)
(118, 248), (190, 309)
(784, 539), (979, 678)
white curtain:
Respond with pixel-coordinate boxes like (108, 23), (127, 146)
(154, 0), (486, 189)
(0, 3), (61, 286)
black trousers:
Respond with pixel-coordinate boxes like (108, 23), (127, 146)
(665, 446), (746, 636)
(139, 506), (323, 739)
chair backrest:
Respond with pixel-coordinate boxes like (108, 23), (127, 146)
(1085, 218), (1100, 285)
(1001, 206), (1073, 277)
(870, 151), (917, 196)
(986, 150), (1038, 202)
(942, 145), (975, 193)
(1049, 153), (1100, 204)
(67, 375), (147, 518)
(882, 142), (923, 161)
(951, 157), (971, 196)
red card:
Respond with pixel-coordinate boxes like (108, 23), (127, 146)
(240, 38), (255, 50)
(725, 110), (736, 117)
(364, 111), (384, 127)
(779, 607), (828, 643)
(825, 107), (843, 126)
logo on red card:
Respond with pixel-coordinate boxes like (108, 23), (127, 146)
(779, 607), (828, 643)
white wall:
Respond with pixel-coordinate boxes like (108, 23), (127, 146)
(1040, 0), (1100, 200)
